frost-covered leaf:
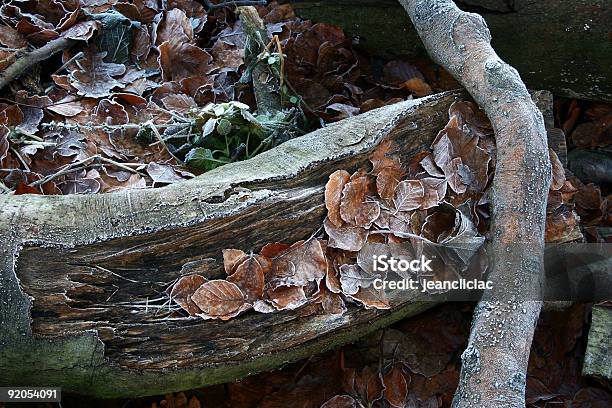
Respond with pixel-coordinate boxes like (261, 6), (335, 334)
(69, 50), (126, 98)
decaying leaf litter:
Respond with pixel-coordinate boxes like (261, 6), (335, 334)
(1, 0), (439, 194)
(1, 1), (611, 407)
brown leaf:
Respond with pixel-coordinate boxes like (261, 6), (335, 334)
(355, 366), (384, 404)
(147, 162), (186, 185)
(192, 280), (250, 320)
(320, 395), (357, 408)
(549, 148), (565, 191)
(69, 50), (126, 98)
(269, 238), (327, 287)
(60, 20), (100, 41)
(394, 180), (425, 211)
(260, 242), (291, 258)
(211, 39), (244, 72)
(383, 366), (408, 408)
(227, 256), (265, 303)
(324, 217), (368, 252)
(340, 175), (380, 227)
(325, 169), (350, 227)
(420, 177), (448, 210)
(347, 286), (390, 310)
(222, 248), (248, 275)
(317, 284), (346, 315)
(376, 164), (406, 201)
(169, 274), (207, 316)
(545, 205), (583, 243)
(339, 264), (380, 296)
(162, 94), (197, 115)
(432, 114), (490, 193)
(0, 25), (28, 48)
(156, 8), (193, 45)
(401, 77), (432, 97)
(267, 285), (308, 310)
(158, 40), (214, 82)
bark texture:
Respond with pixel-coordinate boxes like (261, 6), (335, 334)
(0, 92), (461, 398)
(397, 1), (551, 407)
(583, 306), (612, 383)
(286, 0), (612, 102)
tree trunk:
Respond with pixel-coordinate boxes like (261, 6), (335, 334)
(285, 0), (612, 102)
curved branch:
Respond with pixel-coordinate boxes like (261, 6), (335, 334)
(398, 1), (551, 407)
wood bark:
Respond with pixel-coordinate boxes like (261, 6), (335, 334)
(0, 92), (462, 398)
(397, 1), (551, 407)
(285, 0), (612, 102)
(583, 306), (612, 384)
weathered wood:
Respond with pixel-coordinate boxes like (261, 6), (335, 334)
(0, 91), (462, 398)
(284, 0), (612, 102)
(583, 306), (612, 383)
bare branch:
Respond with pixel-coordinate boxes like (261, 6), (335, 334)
(398, 1), (551, 407)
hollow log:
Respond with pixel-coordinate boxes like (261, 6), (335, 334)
(284, 0), (612, 102)
(0, 90), (552, 398)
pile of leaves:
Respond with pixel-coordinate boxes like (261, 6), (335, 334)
(0, 0), (442, 195)
(167, 100), (580, 320)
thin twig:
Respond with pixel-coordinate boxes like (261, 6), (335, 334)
(52, 51), (84, 75)
(9, 146), (31, 172)
(147, 121), (183, 164)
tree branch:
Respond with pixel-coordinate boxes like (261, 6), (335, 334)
(0, 38), (76, 92)
(397, 1), (551, 407)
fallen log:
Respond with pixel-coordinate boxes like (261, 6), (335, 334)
(284, 0), (612, 102)
(0, 90), (552, 398)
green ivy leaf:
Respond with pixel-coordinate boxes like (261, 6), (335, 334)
(185, 147), (220, 171)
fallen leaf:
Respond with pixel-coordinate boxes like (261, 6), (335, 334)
(158, 40), (214, 82)
(192, 280), (250, 320)
(394, 180), (425, 211)
(339, 264), (380, 296)
(169, 274), (207, 316)
(69, 50), (126, 98)
(383, 365), (408, 408)
(325, 170), (351, 227)
(269, 238), (327, 288)
(340, 175), (380, 227)
(549, 148), (565, 191)
(227, 256), (265, 303)
(324, 217), (368, 252)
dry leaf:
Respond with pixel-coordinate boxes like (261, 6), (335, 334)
(325, 170), (351, 227)
(340, 175), (380, 227)
(324, 217), (368, 252)
(192, 280), (250, 320)
(383, 365), (408, 408)
(222, 248), (248, 275)
(169, 274), (207, 316)
(549, 148), (565, 191)
(227, 256), (265, 303)
(269, 238), (327, 287)
(394, 180), (425, 211)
